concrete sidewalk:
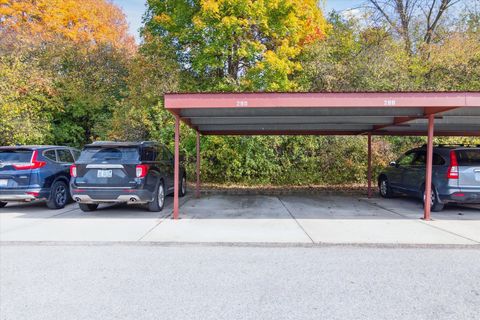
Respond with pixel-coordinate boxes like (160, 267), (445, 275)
(1, 193), (479, 246)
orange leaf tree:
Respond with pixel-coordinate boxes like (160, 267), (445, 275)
(0, 0), (135, 53)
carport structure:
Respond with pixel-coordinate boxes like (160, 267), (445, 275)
(165, 92), (480, 220)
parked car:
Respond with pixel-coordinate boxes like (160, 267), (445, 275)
(0, 145), (80, 209)
(70, 141), (186, 212)
(378, 145), (480, 211)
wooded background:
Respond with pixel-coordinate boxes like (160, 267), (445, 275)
(1, 0), (479, 185)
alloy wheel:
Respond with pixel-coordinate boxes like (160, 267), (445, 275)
(181, 176), (186, 195)
(380, 180), (388, 196)
(158, 184), (165, 208)
(55, 184), (67, 206)
(423, 190), (435, 207)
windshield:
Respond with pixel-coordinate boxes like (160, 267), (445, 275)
(0, 150), (33, 163)
(78, 147), (140, 162)
(455, 149), (480, 166)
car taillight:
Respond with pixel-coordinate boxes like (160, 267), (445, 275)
(70, 164), (77, 177)
(447, 150), (459, 179)
(12, 150), (46, 170)
(136, 164), (149, 178)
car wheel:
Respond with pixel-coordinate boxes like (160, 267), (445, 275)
(379, 177), (394, 198)
(179, 174), (186, 197)
(423, 187), (445, 212)
(46, 180), (68, 209)
(0, 201), (7, 208)
(147, 180), (165, 212)
(79, 203), (99, 212)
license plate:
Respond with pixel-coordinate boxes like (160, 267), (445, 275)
(475, 172), (480, 182)
(0, 179), (7, 187)
(97, 170), (112, 178)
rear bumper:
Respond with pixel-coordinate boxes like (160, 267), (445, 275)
(0, 188), (49, 202)
(70, 188), (153, 204)
(440, 191), (480, 204)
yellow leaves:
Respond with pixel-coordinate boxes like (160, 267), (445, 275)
(1, 0), (136, 54)
(192, 15), (206, 28)
(221, 15), (238, 27)
(146, 0), (328, 91)
(201, 0), (220, 14)
(154, 13), (173, 26)
(263, 49), (300, 75)
(429, 35), (478, 64)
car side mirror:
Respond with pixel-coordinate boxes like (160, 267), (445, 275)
(389, 161), (397, 167)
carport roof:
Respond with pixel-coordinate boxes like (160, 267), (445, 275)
(164, 92), (480, 136)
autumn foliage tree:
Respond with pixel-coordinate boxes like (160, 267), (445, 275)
(144, 0), (329, 91)
(0, 0), (135, 53)
(0, 0), (136, 146)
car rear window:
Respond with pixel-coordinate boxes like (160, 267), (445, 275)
(0, 150), (33, 163)
(78, 147), (140, 162)
(455, 149), (480, 166)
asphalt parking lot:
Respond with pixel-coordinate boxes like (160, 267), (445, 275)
(2, 245), (480, 320)
(1, 192), (479, 245)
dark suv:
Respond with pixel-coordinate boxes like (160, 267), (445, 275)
(378, 145), (480, 211)
(70, 141), (186, 212)
(0, 145), (80, 209)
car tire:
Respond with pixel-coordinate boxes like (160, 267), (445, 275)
(46, 180), (68, 209)
(379, 176), (394, 198)
(179, 174), (186, 197)
(147, 180), (165, 212)
(423, 187), (445, 212)
(79, 203), (99, 212)
(0, 201), (7, 208)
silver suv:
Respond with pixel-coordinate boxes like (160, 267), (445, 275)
(378, 145), (480, 211)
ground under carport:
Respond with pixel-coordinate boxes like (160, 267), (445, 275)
(1, 193), (479, 245)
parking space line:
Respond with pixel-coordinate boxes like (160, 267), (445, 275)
(357, 198), (411, 219)
(277, 196), (315, 244)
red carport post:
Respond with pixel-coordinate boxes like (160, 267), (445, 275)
(423, 114), (435, 220)
(173, 114), (180, 219)
(195, 131), (201, 198)
(367, 133), (373, 198)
